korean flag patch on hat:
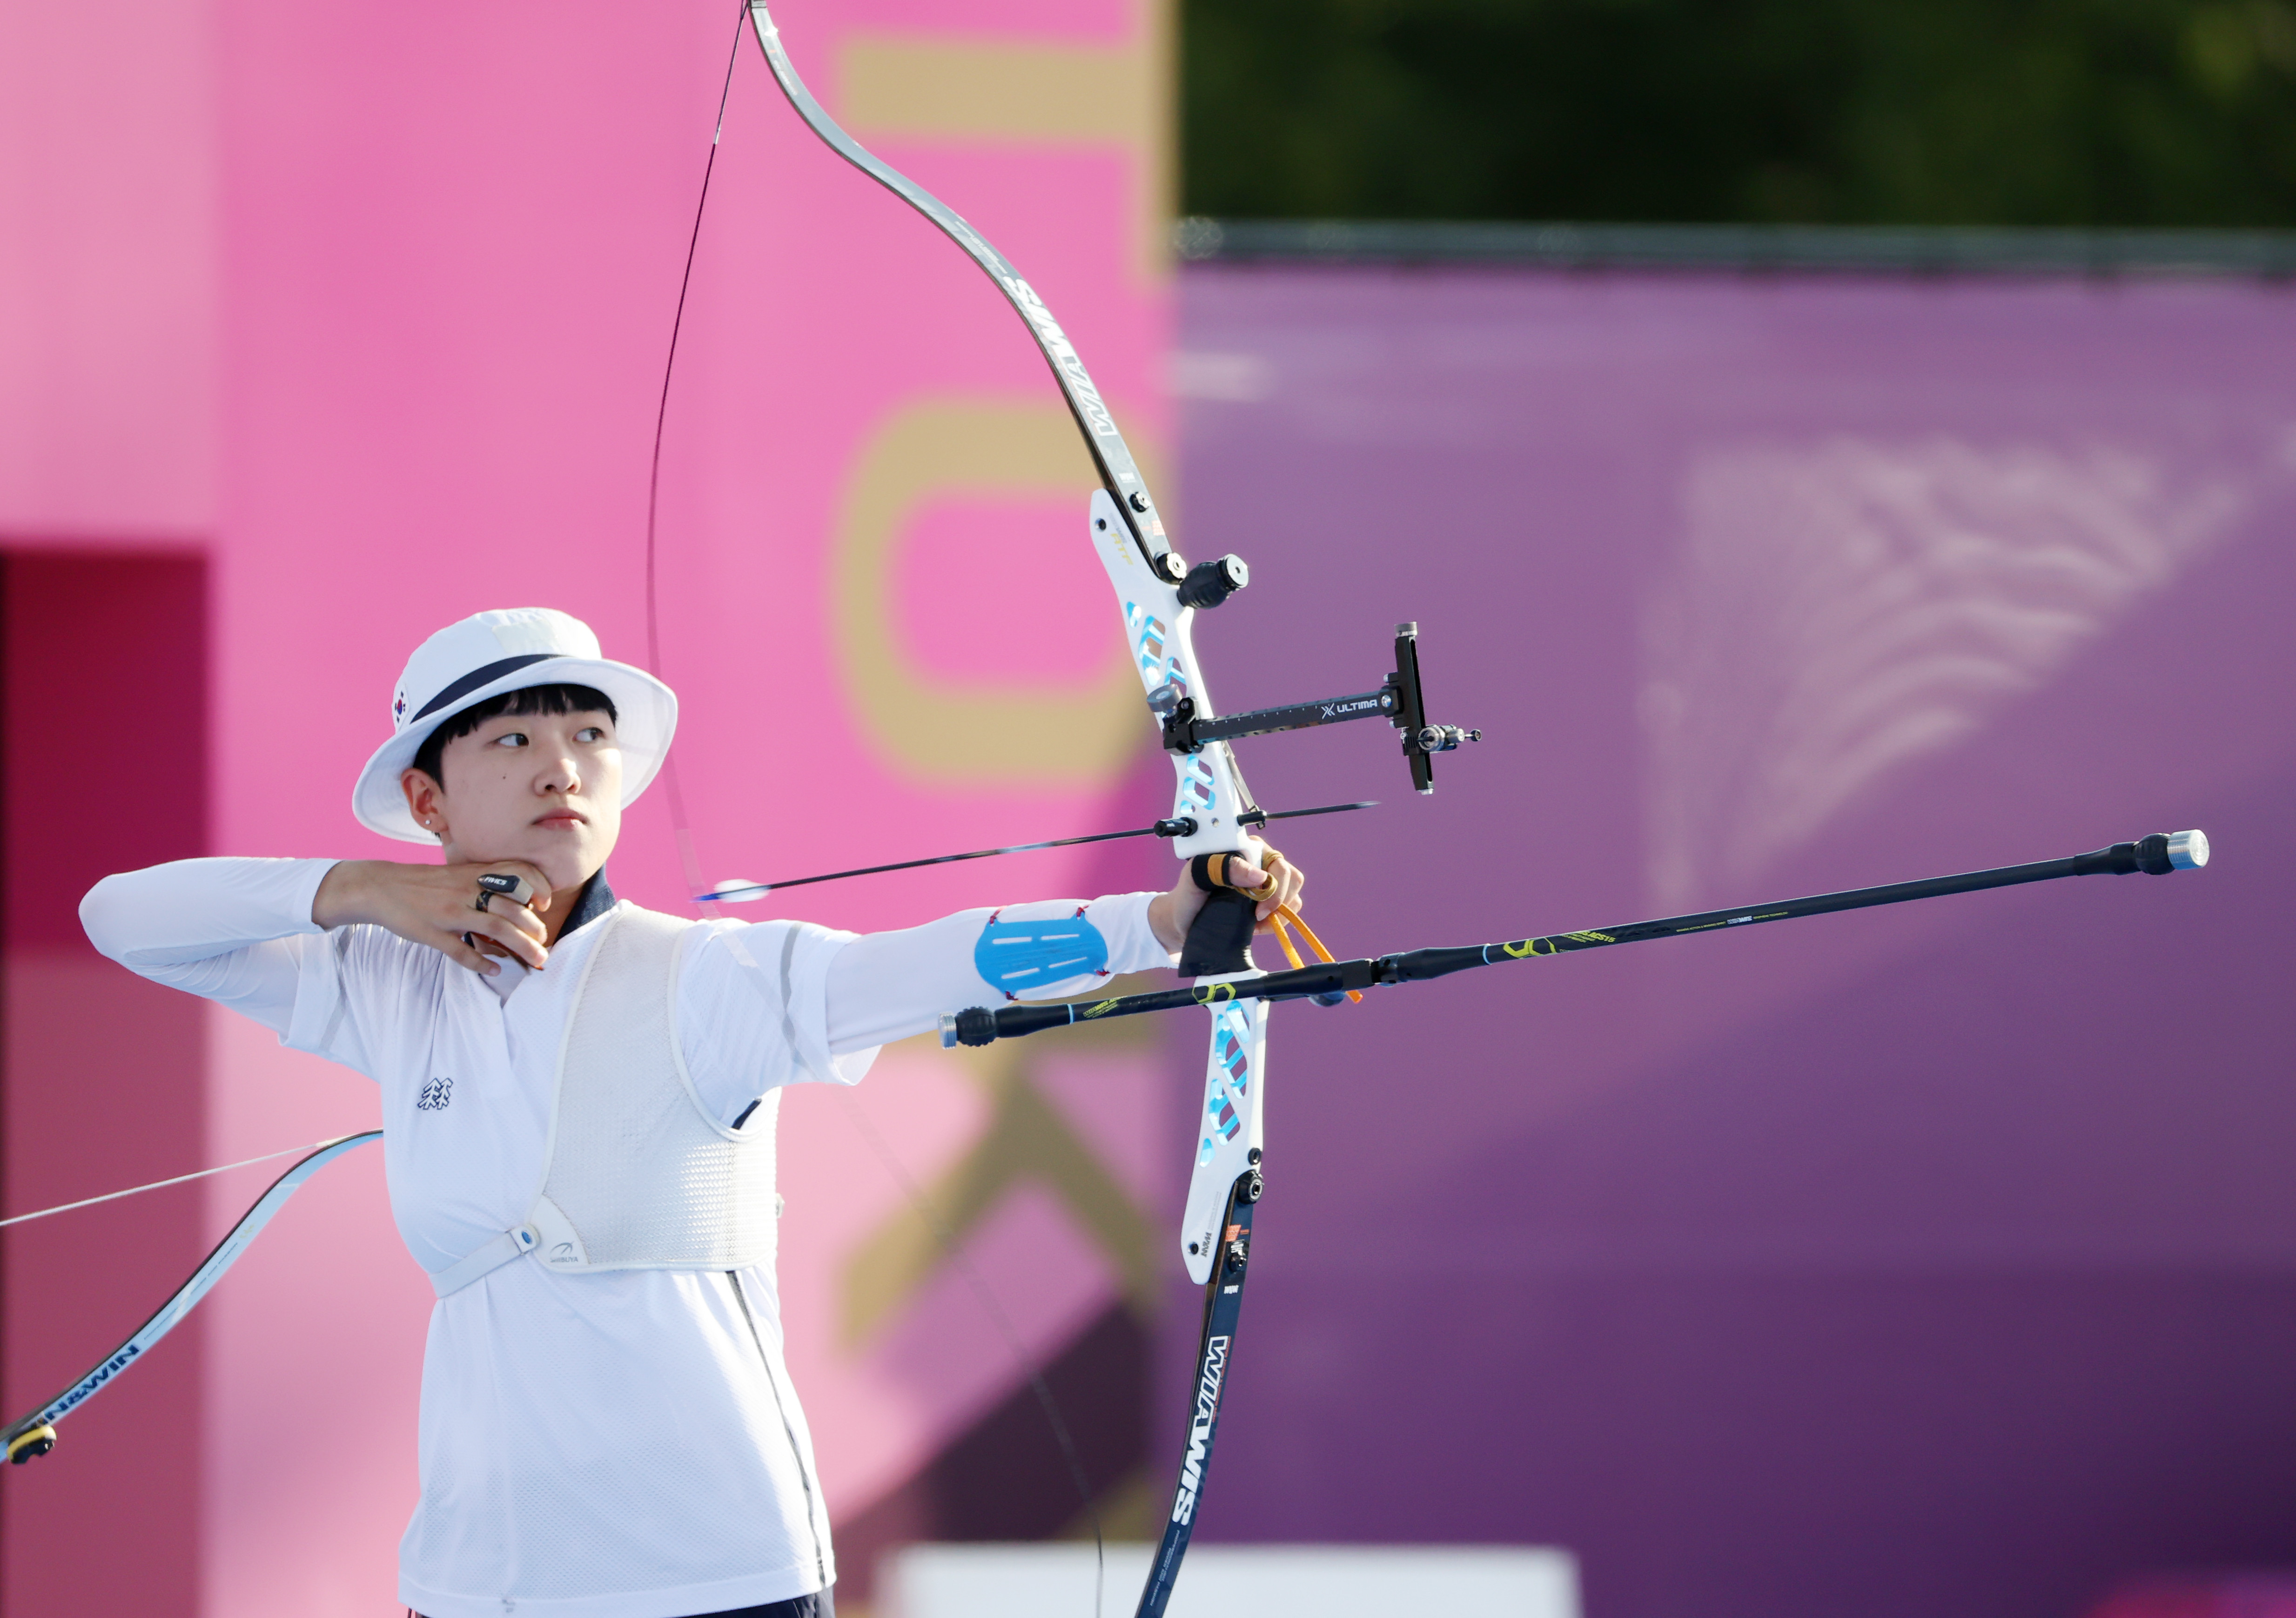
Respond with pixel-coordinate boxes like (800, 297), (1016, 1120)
(353, 608), (678, 843)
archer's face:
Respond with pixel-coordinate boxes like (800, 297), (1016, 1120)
(403, 708), (623, 892)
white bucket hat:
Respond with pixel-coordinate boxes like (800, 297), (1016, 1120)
(352, 607), (678, 843)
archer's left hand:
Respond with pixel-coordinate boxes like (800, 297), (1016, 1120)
(1148, 837), (1306, 954)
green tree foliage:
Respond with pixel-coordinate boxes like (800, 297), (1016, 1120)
(1181, 0), (2296, 224)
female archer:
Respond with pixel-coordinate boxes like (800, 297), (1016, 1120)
(80, 606), (1304, 1618)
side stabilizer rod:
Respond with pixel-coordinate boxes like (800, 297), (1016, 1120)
(941, 830), (2209, 1047)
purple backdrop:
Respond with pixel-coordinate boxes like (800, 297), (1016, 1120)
(1167, 263), (2296, 1618)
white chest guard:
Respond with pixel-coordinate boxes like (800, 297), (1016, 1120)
(432, 904), (779, 1297)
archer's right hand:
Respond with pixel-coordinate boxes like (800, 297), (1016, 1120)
(311, 860), (555, 976)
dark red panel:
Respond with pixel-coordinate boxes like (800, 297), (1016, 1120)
(2, 551), (208, 1617)
(4, 553), (209, 948)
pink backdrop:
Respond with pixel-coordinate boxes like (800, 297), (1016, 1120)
(0, 1), (1171, 1612)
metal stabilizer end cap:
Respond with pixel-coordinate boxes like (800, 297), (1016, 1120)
(939, 1007), (1001, 1047)
(2168, 829), (2209, 870)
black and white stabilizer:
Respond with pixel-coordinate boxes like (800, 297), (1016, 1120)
(939, 831), (2214, 1047)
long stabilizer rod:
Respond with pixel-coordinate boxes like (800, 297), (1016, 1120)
(942, 830), (2210, 1048)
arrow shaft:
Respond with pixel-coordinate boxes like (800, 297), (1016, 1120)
(696, 802), (1373, 903)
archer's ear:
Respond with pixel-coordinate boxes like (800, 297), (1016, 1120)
(401, 769), (447, 840)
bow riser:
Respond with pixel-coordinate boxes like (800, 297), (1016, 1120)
(1088, 490), (1256, 863)
(1178, 992), (1267, 1286)
(1087, 486), (1271, 1284)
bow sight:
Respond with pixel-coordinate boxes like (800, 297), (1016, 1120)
(1151, 616), (1482, 794)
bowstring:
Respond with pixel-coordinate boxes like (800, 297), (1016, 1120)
(639, 12), (1105, 1610)
(0, 1135), (354, 1228)
(644, 0), (745, 901)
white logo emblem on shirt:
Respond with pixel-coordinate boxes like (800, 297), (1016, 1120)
(416, 1076), (453, 1112)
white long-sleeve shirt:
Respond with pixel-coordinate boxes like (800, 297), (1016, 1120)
(79, 858), (1173, 1618)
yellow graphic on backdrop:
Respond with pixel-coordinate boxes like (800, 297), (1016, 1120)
(832, 398), (1167, 785)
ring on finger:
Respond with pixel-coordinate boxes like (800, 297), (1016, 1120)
(472, 890), (493, 914)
